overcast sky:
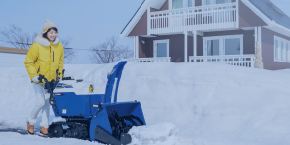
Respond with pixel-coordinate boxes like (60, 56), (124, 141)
(0, 0), (289, 51)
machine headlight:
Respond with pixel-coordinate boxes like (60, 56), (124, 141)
(89, 85), (94, 93)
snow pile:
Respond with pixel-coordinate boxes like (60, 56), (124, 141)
(129, 122), (197, 145)
(118, 63), (290, 145)
(130, 122), (179, 145)
(0, 132), (99, 145)
(1, 53), (290, 145)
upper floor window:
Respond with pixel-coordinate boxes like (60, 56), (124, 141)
(172, 0), (183, 9)
(274, 36), (290, 62)
(171, 0), (194, 9)
(188, 0), (193, 7)
(203, 0), (231, 5)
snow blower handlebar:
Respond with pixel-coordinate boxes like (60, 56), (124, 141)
(61, 69), (74, 80)
(38, 69), (60, 91)
(38, 69), (60, 115)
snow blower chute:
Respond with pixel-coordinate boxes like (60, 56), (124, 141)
(40, 61), (145, 144)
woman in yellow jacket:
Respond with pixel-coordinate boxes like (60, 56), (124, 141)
(24, 19), (64, 137)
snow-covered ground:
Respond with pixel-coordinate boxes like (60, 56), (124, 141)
(1, 53), (290, 145)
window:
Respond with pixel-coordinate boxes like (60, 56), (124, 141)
(286, 43), (290, 62)
(275, 39), (279, 60)
(203, 35), (243, 56)
(172, 0), (183, 9)
(281, 41), (285, 60)
(216, 0), (230, 4)
(153, 39), (169, 57)
(274, 36), (290, 62)
(204, 0), (212, 5)
(188, 0), (193, 7)
(203, 0), (230, 5)
(207, 39), (220, 56)
(171, 0), (194, 9)
(225, 38), (241, 55)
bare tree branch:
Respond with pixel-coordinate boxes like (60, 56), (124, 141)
(60, 36), (74, 63)
(0, 25), (75, 63)
(0, 25), (33, 49)
(90, 36), (134, 64)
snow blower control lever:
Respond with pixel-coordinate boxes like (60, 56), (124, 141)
(61, 69), (74, 80)
(38, 69), (60, 115)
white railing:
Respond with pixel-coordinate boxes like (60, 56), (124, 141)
(124, 57), (171, 62)
(189, 55), (255, 68)
(149, 2), (237, 35)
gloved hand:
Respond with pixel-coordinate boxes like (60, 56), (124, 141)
(32, 76), (39, 83)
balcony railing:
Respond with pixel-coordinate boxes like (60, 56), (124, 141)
(189, 55), (255, 68)
(148, 2), (237, 35)
(124, 57), (171, 62)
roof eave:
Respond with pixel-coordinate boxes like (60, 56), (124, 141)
(120, 0), (167, 38)
(241, 0), (290, 37)
(269, 21), (290, 38)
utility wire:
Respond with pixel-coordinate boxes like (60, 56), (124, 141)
(0, 39), (83, 50)
(0, 39), (131, 51)
(0, 39), (32, 45)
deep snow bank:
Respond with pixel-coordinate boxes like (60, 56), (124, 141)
(1, 56), (290, 144)
(118, 63), (290, 145)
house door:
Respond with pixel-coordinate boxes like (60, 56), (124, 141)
(154, 40), (169, 57)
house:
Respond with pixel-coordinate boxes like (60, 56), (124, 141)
(121, 0), (290, 70)
(0, 47), (28, 54)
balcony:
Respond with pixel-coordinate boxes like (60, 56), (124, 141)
(124, 57), (171, 62)
(148, 2), (238, 35)
(189, 55), (255, 68)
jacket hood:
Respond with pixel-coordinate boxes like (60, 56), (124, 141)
(35, 33), (60, 47)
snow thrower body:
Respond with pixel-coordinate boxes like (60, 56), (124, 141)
(40, 61), (145, 144)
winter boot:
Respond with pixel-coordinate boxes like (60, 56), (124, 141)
(27, 122), (34, 135)
(40, 126), (48, 137)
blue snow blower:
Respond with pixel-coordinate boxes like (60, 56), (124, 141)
(38, 61), (145, 144)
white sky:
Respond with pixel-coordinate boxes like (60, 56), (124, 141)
(0, 0), (289, 50)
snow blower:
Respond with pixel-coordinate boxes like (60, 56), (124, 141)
(39, 61), (145, 145)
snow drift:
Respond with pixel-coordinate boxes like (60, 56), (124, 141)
(0, 53), (290, 145)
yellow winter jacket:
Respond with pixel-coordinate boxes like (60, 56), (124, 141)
(24, 34), (64, 84)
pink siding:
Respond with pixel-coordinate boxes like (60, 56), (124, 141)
(139, 35), (194, 62)
(239, 0), (267, 28)
(128, 10), (148, 36)
(139, 35), (184, 62)
(262, 27), (290, 70)
(160, 0), (169, 10)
